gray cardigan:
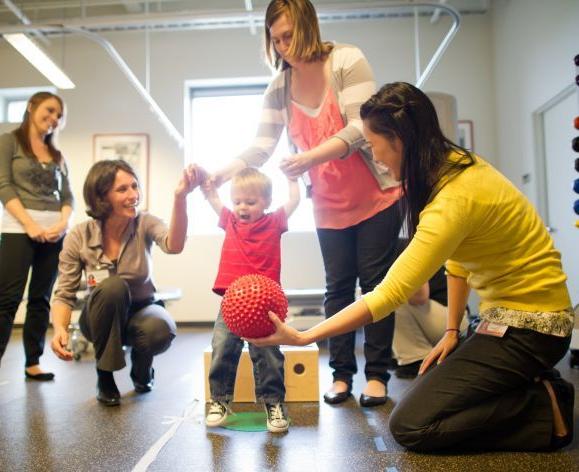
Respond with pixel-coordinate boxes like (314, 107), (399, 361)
(0, 132), (74, 211)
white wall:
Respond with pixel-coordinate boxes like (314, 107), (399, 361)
(490, 0), (579, 203)
(1, 10), (497, 321)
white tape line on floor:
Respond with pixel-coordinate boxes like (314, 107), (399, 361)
(132, 399), (200, 472)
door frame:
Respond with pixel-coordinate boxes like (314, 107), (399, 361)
(532, 82), (576, 226)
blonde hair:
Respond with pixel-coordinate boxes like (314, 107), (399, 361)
(265, 0), (333, 70)
(231, 168), (272, 201)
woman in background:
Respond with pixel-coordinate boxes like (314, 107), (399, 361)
(0, 92), (73, 380)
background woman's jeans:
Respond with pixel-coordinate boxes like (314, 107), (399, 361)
(209, 312), (285, 404)
(316, 202), (402, 388)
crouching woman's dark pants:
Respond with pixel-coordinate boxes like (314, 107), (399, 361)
(389, 327), (571, 452)
(79, 276), (177, 380)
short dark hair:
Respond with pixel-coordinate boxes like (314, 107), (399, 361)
(360, 82), (474, 237)
(83, 159), (139, 220)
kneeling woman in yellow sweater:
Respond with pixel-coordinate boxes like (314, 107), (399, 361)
(249, 82), (574, 452)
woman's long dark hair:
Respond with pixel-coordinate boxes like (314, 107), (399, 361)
(13, 91), (65, 165)
(360, 82), (474, 238)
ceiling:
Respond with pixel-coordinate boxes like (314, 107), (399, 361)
(0, 0), (489, 33)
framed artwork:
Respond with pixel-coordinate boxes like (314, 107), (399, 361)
(93, 133), (149, 209)
(457, 120), (474, 152)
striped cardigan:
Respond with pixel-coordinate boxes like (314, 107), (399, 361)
(236, 43), (399, 190)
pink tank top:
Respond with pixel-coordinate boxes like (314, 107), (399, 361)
(288, 89), (400, 229)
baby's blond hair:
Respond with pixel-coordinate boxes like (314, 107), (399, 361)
(231, 168), (273, 201)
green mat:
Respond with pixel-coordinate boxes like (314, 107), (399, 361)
(222, 412), (268, 432)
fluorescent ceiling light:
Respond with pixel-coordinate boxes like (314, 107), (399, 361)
(3, 33), (75, 89)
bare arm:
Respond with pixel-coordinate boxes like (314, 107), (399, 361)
(248, 298), (374, 347)
(201, 178), (224, 216)
(50, 301), (74, 361)
(419, 274), (469, 374)
(211, 158), (247, 188)
(283, 177), (301, 218)
(445, 274), (470, 330)
(167, 165), (200, 253)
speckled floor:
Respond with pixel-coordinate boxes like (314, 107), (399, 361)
(0, 327), (578, 472)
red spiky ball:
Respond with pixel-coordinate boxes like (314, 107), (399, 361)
(221, 274), (288, 338)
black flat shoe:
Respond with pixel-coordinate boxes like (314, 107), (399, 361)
(359, 393), (387, 407)
(323, 389), (352, 405)
(25, 371), (55, 381)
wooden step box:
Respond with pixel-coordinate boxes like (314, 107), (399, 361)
(203, 343), (319, 402)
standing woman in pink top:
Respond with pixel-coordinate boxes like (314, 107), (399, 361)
(211, 0), (402, 406)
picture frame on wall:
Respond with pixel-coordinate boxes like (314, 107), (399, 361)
(457, 120), (474, 151)
(93, 133), (149, 209)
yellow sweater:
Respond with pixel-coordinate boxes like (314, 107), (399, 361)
(363, 154), (571, 321)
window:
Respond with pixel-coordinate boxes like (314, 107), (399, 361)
(0, 86), (57, 123)
(186, 79), (314, 234)
(6, 99), (27, 122)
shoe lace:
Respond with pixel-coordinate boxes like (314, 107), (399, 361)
(267, 403), (285, 421)
(209, 401), (227, 415)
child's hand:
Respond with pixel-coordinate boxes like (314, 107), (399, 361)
(175, 164), (199, 198)
(195, 165), (209, 185)
(201, 176), (217, 198)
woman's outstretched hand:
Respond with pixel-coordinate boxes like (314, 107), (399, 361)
(418, 331), (460, 375)
(175, 164), (204, 198)
(245, 312), (306, 347)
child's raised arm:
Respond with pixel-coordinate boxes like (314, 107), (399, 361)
(201, 177), (224, 216)
(283, 177), (300, 218)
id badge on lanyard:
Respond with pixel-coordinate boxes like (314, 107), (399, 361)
(86, 264), (111, 290)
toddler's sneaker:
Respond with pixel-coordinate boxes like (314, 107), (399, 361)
(265, 402), (289, 433)
(205, 400), (230, 427)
